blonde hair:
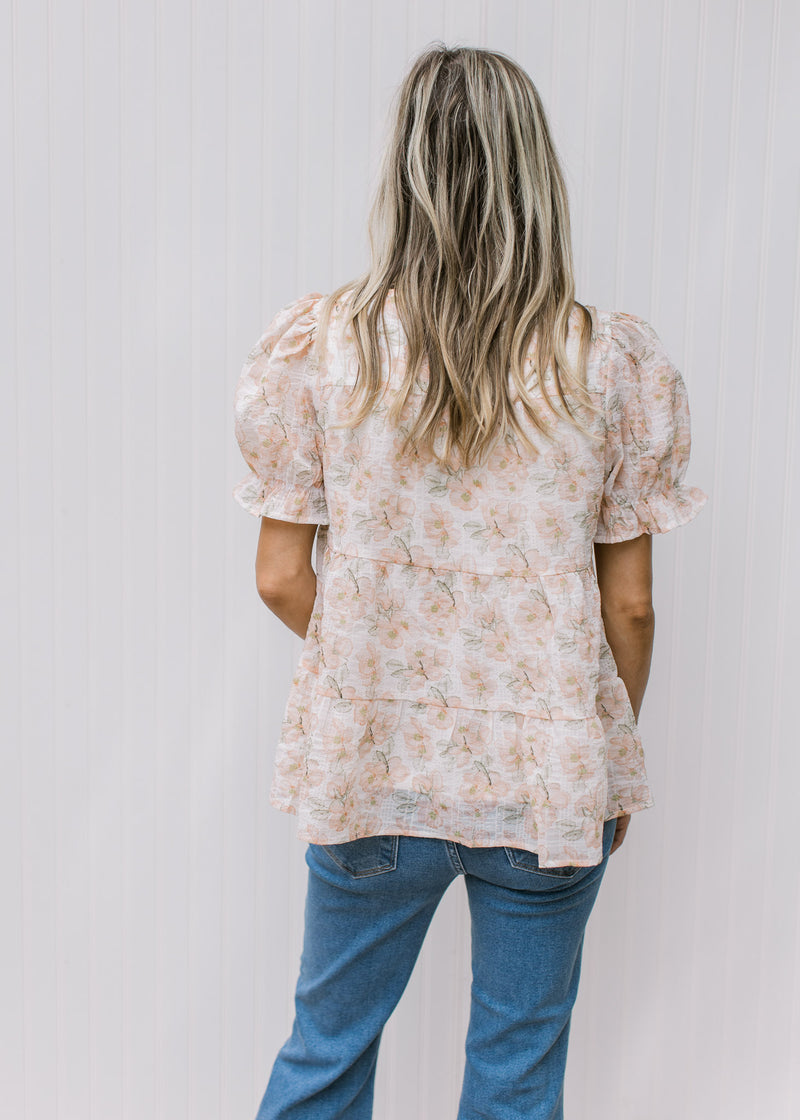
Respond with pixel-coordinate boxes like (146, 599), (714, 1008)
(315, 42), (600, 471)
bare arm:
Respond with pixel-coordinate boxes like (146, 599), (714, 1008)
(593, 533), (655, 718)
(592, 532), (656, 853)
(255, 516), (319, 639)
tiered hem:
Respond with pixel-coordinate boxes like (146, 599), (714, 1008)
(268, 692), (654, 868)
(272, 794), (654, 869)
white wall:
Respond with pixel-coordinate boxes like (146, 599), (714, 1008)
(3, 1), (799, 1117)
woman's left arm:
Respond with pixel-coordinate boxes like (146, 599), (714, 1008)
(254, 516), (319, 639)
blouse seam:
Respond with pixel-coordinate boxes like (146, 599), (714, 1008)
(324, 545), (593, 579)
(311, 687), (599, 721)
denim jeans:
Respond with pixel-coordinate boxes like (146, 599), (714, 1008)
(255, 816), (617, 1120)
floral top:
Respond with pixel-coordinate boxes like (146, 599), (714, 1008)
(233, 291), (708, 867)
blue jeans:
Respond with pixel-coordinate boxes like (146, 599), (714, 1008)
(255, 817), (617, 1120)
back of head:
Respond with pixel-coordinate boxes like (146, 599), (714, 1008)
(319, 42), (597, 471)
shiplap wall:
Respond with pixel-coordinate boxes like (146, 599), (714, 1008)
(3, 1), (799, 1118)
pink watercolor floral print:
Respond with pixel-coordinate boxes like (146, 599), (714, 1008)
(233, 291), (708, 867)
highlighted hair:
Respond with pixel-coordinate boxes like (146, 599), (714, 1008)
(316, 43), (600, 471)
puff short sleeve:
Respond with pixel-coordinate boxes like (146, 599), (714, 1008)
(233, 292), (330, 524)
(593, 313), (708, 543)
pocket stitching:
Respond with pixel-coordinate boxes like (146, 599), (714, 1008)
(502, 847), (584, 878)
(502, 817), (618, 875)
(322, 835), (399, 877)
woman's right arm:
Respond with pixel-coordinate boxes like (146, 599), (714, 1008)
(593, 533), (655, 722)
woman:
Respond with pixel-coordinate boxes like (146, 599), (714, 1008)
(233, 43), (707, 1120)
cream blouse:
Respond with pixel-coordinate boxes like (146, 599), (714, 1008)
(233, 291), (708, 867)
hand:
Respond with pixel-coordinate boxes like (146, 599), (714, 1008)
(609, 814), (631, 856)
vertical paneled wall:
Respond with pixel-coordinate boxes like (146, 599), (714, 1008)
(3, 1), (798, 1117)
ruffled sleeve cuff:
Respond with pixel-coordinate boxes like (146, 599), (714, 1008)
(232, 473), (330, 524)
(593, 481), (709, 543)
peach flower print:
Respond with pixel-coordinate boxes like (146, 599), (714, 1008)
(356, 643), (385, 692)
(458, 657), (494, 706)
(343, 709), (403, 761)
(559, 615), (600, 661)
(372, 589), (411, 649)
(537, 499), (574, 551)
(418, 578), (464, 642)
(500, 655), (552, 706)
(514, 590), (554, 647)
(459, 763), (513, 804)
(469, 600), (515, 665)
(387, 639), (454, 693)
(561, 737), (602, 782)
(411, 769), (446, 799)
(359, 751), (411, 796)
(371, 493), (418, 543)
(532, 781), (573, 832)
(405, 714), (438, 762)
(442, 715), (493, 772)
(556, 460), (592, 503)
(234, 295), (706, 866)
(349, 458), (375, 507)
(484, 500), (529, 558)
(423, 703), (455, 734)
(448, 472), (483, 511)
(275, 750), (326, 801)
(423, 501), (459, 552)
(322, 773), (362, 822)
(550, 672), (593, 718)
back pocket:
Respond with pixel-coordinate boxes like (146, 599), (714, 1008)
(322, 834), (399, 877)
(503, 817), (617, 879)
(503, 846), (588, 879)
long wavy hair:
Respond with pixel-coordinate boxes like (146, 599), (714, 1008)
(314, 43), (600, 471)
